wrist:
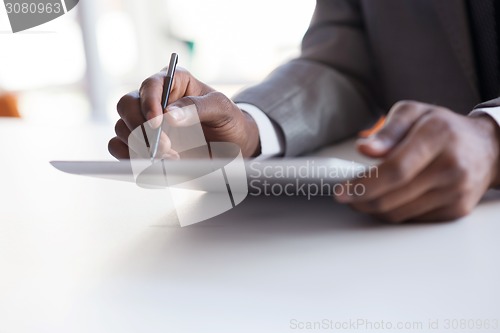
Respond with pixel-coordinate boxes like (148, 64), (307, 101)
(242, 112), (261, 158)
(472, 114), (500, 187)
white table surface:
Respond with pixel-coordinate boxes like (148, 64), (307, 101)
(1, 120), (499, 333)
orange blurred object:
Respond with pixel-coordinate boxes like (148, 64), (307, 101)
(0, 93), (21, 118)
(359, 115), (386, 138)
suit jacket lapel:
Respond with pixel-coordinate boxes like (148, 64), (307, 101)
(433, 0), (480, 100)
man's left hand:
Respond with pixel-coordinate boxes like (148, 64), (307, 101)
(335, 100), (500, 223)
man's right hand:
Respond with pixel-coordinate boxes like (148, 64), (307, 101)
(108, 67), (261, 159)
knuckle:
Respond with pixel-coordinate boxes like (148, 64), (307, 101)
(116, 93), (136, 117)
(172, 67), (191, 86)
(419, 111), (438, 128)
(450, 159), (471, 187)
(114, 120), (121, 135)
(378, 212), (404, 224)
(423, 108), (456, 136)
(367, 198), (390, 213)
(108, 137), (118, 156)
(451, 201), (473, 219)
(207, 91), (235, 124)
(140, 75), (161, 92)
(392, 100), (417, 112)
(175, 66), (189, 76)
(449, 187), (476, 216)
(220, 96), (235, 114)
(140, 78), (153, 90)
(429, 112), (451, 132)
(385, 161), (409, 183)
(350, 202), (369, 214)
(457, 173), (472, 191)
(211, 91), (231, 108)
(442, 153), (465, 175)
(455, 177), (474, 198)
(114, 120), (127, 138)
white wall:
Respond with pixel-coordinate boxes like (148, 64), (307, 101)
(0, 0), (316, 124)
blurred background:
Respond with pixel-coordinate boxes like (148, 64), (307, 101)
(0, 0), (315, 125)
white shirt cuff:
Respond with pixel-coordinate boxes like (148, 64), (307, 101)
(236, 103), (284, 160)
(470, 106), (500, 127)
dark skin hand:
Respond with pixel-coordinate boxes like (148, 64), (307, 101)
(108, 67), (261, 160)
(110, 69), (500, 223)
(336, 100), (500, 223)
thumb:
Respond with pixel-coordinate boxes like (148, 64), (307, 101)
(139, 68), (214, 128)
(357, 101), (432, 158)
(164, 92), (235, 128)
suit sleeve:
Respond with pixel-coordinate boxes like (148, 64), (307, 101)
(474, 97), (500, 109)
(232, 0), (380, 156)
(470, 97), (500, 128)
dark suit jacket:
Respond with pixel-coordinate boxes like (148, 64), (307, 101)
(233, 0), (500, 156)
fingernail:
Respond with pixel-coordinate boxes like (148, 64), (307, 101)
(167, 106), (185, 121)
(369, 139), (389, 152)
(360, 136), (390, 152)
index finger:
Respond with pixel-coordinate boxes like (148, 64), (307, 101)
(138, 68), (213, 126)
(338, 112), (448, 202)
(357, 101), (433, 157)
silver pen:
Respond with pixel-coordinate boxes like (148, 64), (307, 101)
(150, 53), (179, 162)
